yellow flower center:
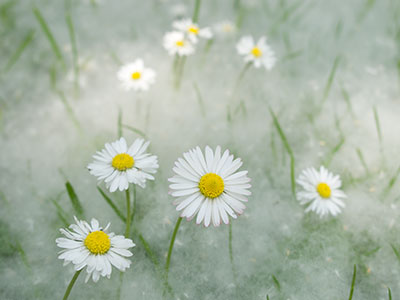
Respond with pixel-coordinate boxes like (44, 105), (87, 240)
(188, 26), (199, 34)
(84, 231), (111, 255)
(131, 72), (141, 80)
(199, 173), (224, 199)
(112, 153), (134, 171)
(251, 47), (262, 57)
(317, 183), (331, 198)
(176, 40), (184, 47)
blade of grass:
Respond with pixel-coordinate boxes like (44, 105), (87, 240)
(372, 106), (382, 144)
(118, 108), (123, 138)
(193, 82), (206, 117)
(97, 187), (126, 222)
(4, 30), (35, 72)
(356, 148), (369, 175)
(51, 199), (69, 227)
(192, 0), (201, 23)
(15, 240), (30, 270)
(33, 7), (65, 69)
(391, 244), (400, 262)
(58, 91), (81, 131)
(383, 166), (400, 198)
(122, 124), (147, 139)
(388, 287), (392, 300)
(66, 12), (79, 93)
(321, 55), (340, 106)
(324, 137), (345, 167)
(272, 274), (281, 292)
(65, 181), (84, 218)
(348, 264), (356, 300)
(269, 108), (296, 197)
(139, 234), (159, 267)
(341, 86), (355, 118)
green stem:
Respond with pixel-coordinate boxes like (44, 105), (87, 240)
(62, 270), (82, 300)
(124, 189), (131, 238)
(192, 0), (201, 23)
(130, 185), (136, 224)
(165, 217), (183, 279)
(228, 222), (237, 279)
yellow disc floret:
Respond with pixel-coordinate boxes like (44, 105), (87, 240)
(317, 183), (331, 198)
(112, 153), (134, 171)
(176, 40), (184, 47)
(84, 231), (111, 255)
(199, 173), (224, 199)
(188, 26), (199, 34)
(131, 72), (141, 80)
(251, 47), (262, 57)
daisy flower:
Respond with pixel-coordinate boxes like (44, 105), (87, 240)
(172, 18), (213, 43)
(296, 166), (347, 217)
(117, 59), (156, 92)
(88, 137), (159, 192)
(214, 20), (236, 36)
(236, 35), (276, 70)
(56, 217), (135, 283)
(169, 146), (251, 227)
(163, 31), (195, 56)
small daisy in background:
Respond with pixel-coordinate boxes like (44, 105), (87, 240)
(57, 217), (135, 298)
(296, 166), (347, 217)
(172, 18), (213, 43)
(169, 145), (251, 227)
(117, 59), (156, 92)
(88, 137), (159, 192)
(163, 31), (195, 57)
(236, 35), (276, 70)
(214, 20), (236, 37)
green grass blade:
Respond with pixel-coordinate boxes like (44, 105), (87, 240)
(356, 148), (369, 175)
(269, 108), (296, 197)
(97, 187), (126, 222)
(4, 30), (35, 72)
(348, 264), (356, 300)
(272, 274), (281, 292)
(118, 108), (123, 138)
(66, 12), (79, 92)
(58, 91), (81, 131)
(391, 244), (400, 262)
(15, 240), (30, 269)
(193, 82), (206, 117)
(192, 0), (201, 23)
(372, 106), (382, 143)
(51, 199), (69, 227)
(322, 56), (340, 105)
(139, 234), (159, 267)
(388, 288), (392, 300)
(122, 124), (147, 139)
(383, 166), (400, 197)
(341, 86), (355, 118)
(65, 181), (84, 217)
(33, 7), (65, 69)
(324, 137), (345, 167)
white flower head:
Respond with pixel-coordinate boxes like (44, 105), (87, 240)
(214, 20), (236, 36)
(169, 146), (251, 227)
(117, 59), (156, 92)
(88, 137), (159, 192)
(56, 217), (135, 283)
(236, 35), (276, 70)
(172, 18), (213, 43)
(296, 166), (347, 218)
(163, 31), (195, 56)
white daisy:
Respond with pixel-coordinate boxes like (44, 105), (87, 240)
(172, 18), (213, 43)
(88, 137), (159, 192)
(296, 166), (347, 217)
(56, 217), (135, 283)
(117, 59), (156, 92)
(214, 20), (236, 36)
(236, 35), (276, 70)
(163, 31), (195, 56)
(169, 146), (251, 227)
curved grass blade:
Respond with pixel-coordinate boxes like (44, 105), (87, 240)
(65, 181), (84, 218)
(97, 187), (126, 222)
(66, 12), (79, 93)
(122, 124), (147, 139)
(321, 56), (340, 106)
(388, 287), (392, 300)
(272, 274), (281, 292)
(139, 234), (159, 267)
(4, 30), (35, 72)
(348, 264), (356, 300)
(33, 7), (65, 69)
(269, 108), (296, 197)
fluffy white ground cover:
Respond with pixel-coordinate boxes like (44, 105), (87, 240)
(0, 0), (400, 299)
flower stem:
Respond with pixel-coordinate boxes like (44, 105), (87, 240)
(62, 270), (82, 300)
(192, 0), (201, 23)
(228, 222), (237, 279)
(124, 188), (131, 238)
(165, 217), (183, 280)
